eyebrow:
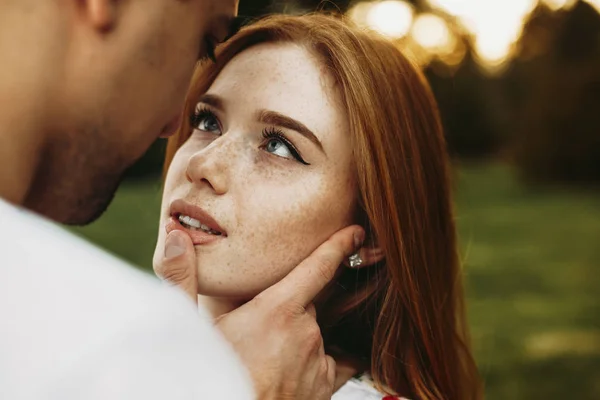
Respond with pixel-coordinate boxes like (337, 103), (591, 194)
(197, 94), (224, 111)
(196, 94), (325, 154)
(258, 110), (325, 153)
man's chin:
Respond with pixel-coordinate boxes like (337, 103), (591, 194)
(58, 171), (124, 226)
(62, 188), (118, 226)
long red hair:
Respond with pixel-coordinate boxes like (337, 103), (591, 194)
(165, 14), (482, 400)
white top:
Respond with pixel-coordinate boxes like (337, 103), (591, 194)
(0, 199), (254, 400)
(334, 374), (408, 400)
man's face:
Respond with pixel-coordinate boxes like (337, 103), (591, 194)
(26, 0), (239, 224)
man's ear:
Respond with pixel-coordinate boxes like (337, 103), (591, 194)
(80, 0), (118, 32)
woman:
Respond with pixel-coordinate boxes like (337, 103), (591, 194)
(153, 14), (482, 400)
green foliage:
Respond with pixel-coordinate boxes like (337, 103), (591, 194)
(511, 2), (600, 185)
(125, 140), (167, 180)
(455, 163), (600, 399)
(426, 60), (504, 159)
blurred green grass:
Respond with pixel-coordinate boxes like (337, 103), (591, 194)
(71, 162), (600, 400)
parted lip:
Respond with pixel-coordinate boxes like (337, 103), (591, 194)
(169, 199), (227, 236)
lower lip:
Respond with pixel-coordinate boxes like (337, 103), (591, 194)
(165, 216), (225, 245)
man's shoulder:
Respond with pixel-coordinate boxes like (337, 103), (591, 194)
(0, 197), (198, 341)
(1, 198), (164, 312)
(1, 198), (158, 290)
(0, 199), (253, 399)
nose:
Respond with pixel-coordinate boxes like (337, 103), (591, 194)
(185, 136), (236, 195)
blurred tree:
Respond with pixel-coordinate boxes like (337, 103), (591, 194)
(426, 54), (503, 159)
(124, 139), (167, 179)
(511, 1), (600, 185)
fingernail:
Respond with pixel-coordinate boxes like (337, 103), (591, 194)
(354, 229), (365, 249)
(164, 231), (186, 259)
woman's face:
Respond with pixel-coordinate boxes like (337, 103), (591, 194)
(154, 43), (356, 298)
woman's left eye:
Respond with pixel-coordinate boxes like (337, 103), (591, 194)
(265, 138), (293, 159)
(261, 128), (310, 165)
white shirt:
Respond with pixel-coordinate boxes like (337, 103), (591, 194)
(334, 374), (408, 400)
(0, 199), (254, 399)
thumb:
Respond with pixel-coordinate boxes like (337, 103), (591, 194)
(154, 230), (198, 303)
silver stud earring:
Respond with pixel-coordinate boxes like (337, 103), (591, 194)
(348, 253), (363, 268)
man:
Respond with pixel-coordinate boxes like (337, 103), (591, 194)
(0, 1), (364, 399)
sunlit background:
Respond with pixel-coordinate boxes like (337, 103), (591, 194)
(73, 1), (600, 399)
(341, 0), (597, 74)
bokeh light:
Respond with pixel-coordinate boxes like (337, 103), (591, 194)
(348, 1), (373, 27)
(366, 1), (414, 38)
(542, 0), (578, 11)
(411, 13), (452, 51)
(349, 0), (600, 74)
(426, 0), (538, 73)
(584, 0), (600, 13)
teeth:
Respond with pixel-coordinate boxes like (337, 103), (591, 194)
(178, 214), (221, 235)
(179, 214), (200, 228)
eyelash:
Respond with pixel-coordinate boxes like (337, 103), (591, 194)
(262, 127), (310, 165)
(189, 108), (310, 165)
(190, 107), (219, 131)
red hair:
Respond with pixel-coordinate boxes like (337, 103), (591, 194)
(165, 14), (482, 400)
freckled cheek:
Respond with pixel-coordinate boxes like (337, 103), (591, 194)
(231, 176), (354, 284)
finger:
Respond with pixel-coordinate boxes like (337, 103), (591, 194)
(153, 230), (198, 303)
(305, 303), (317, 319)
(325, 355), (336, 387)
(318, 338), (325, 357)
(264, 225), (365, 307)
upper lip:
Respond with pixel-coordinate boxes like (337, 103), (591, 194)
(169, 199), (227, 236)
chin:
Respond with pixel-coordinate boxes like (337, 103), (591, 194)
(197, 278), (265, 300)
(25, 184), (117, 226)
(65, 193), (117, 226)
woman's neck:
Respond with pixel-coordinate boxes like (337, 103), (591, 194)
(199, 295), (360, 392)
(199, 295), (244, 318)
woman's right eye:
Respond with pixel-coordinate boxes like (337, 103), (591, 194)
(191, 108), (221, 135)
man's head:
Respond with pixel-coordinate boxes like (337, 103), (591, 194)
(18, 0), (238, 224)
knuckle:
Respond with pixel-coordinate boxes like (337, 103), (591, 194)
(327, 356), (336, 376)
(320, 357), (330, 376)
(156, 263), (192, 285)
(273, 302), (303, 327)
(313, 252), (339, 282)
(305, 323), (322, 351)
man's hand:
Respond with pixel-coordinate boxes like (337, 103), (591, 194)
(155, 226), (365, 400)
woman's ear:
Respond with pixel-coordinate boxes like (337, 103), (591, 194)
(343, 245), (385, 269)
